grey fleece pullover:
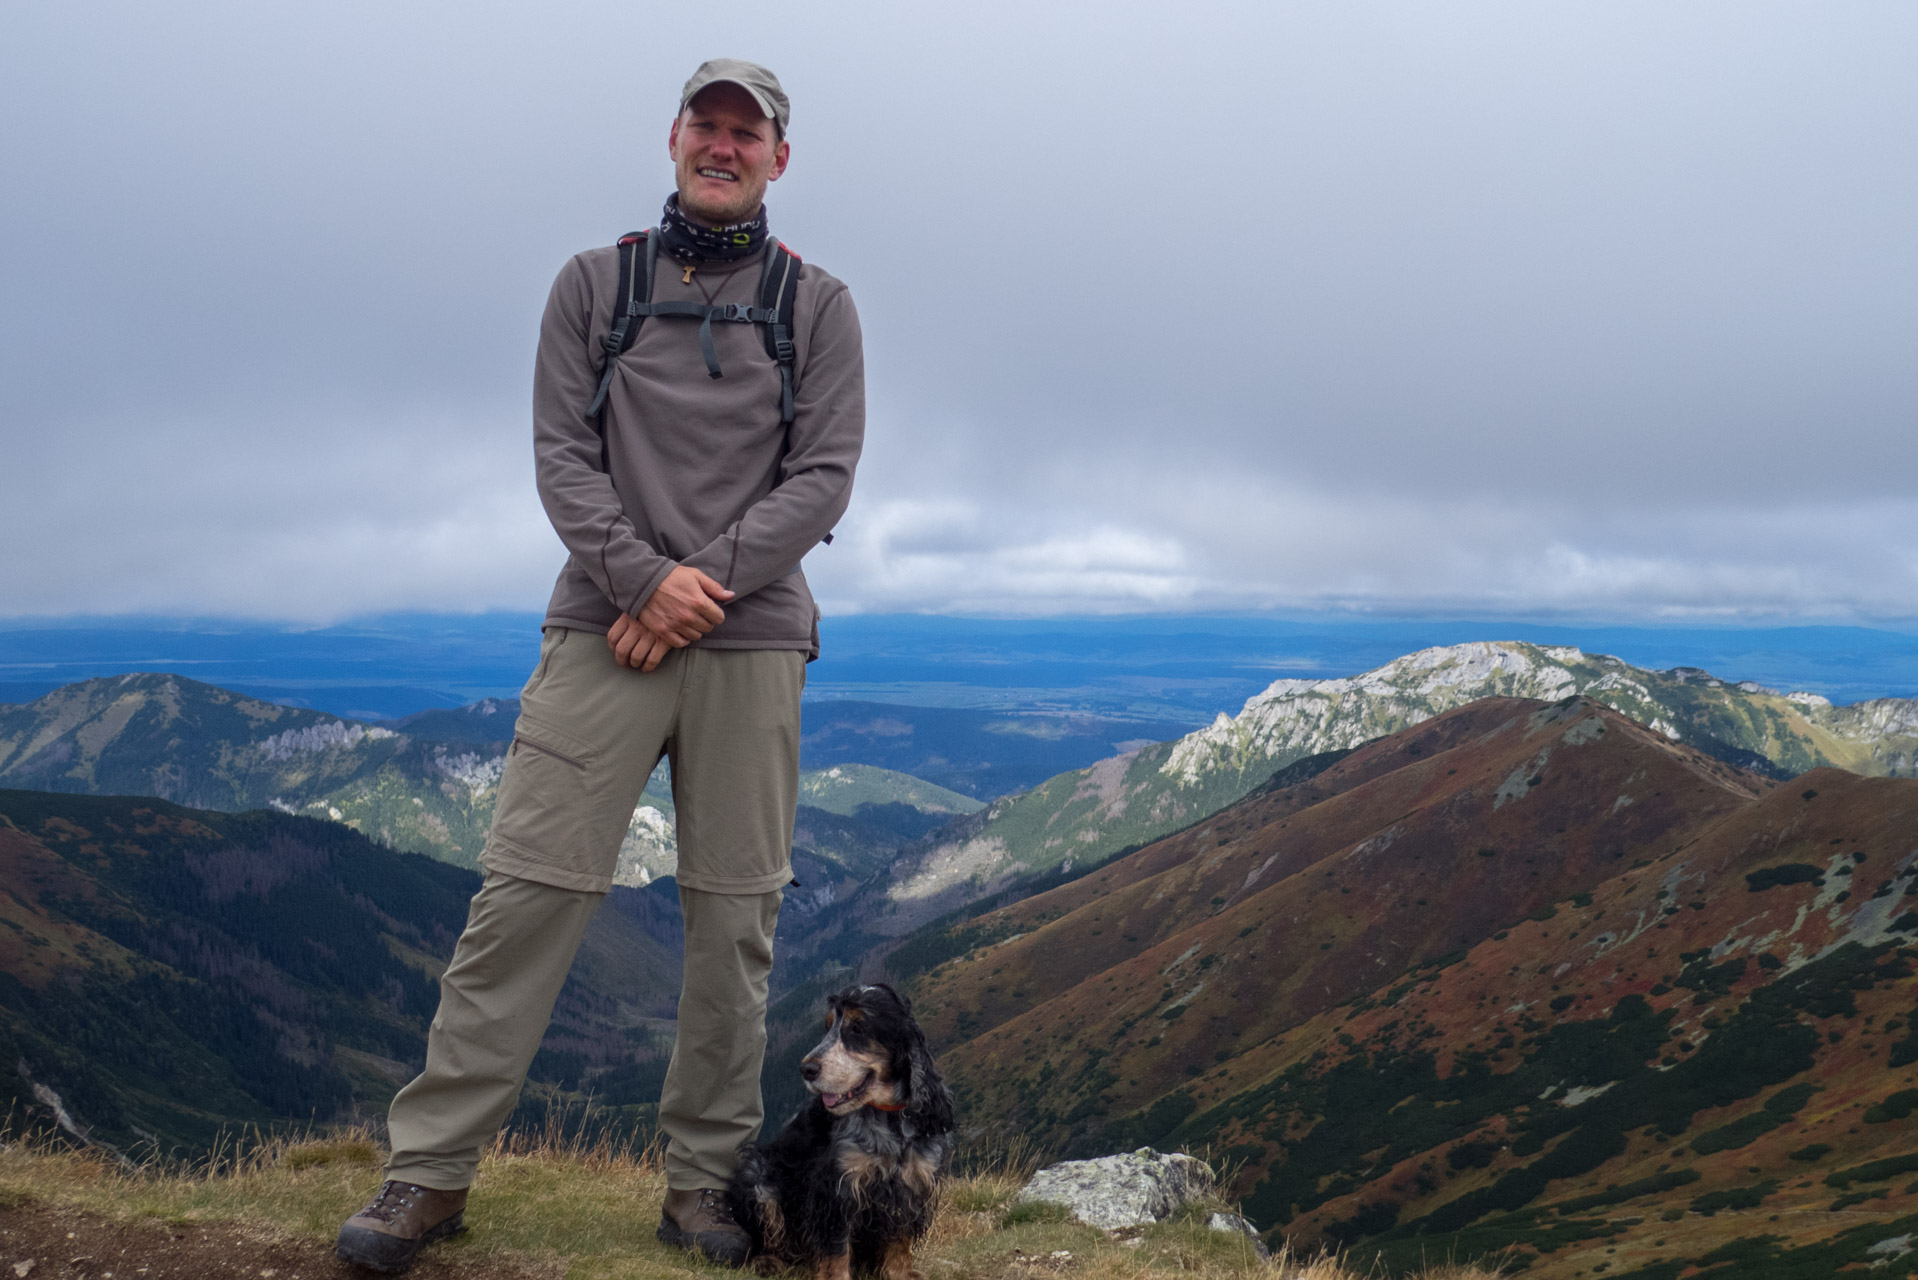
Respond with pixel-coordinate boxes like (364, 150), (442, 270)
(532, 237), (864, 655)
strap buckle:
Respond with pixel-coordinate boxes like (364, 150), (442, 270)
(718, 302), (759, 323)
(774, 337), (796, 361)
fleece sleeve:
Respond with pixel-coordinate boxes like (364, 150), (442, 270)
(529, 255), (679, 616)
(679, 280), (866, 599)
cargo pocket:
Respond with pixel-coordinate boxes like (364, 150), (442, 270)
(488, 714), (603, 874)
(520, 627), (570, 699)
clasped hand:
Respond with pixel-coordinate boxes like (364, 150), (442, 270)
(606, 566), (736, 672)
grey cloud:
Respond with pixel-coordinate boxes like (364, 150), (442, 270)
(0, 402), (556, 619)
(3, 1), (1915, 622)
(808, 457), (1918, 619)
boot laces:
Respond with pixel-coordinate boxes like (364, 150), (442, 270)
(359, 1180), (423, 1225)
(698, 1187), (739, 1228)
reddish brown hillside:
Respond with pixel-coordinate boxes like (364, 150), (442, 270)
(914, 697), (1769, 1151)
(1173, 767), (1918, 1276)
(905, 698), (1918, 1274)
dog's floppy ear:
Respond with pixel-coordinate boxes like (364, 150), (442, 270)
(902, 1017), (955, 1135)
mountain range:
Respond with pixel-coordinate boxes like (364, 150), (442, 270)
(0, 674), (981, 894)
(11, 638), (1918, 1276)
(386, 693), (1194, 799)
(890, 694), (1918, 1276)
(827, 641), (1918, 950)
(13, 644), (1910, 924)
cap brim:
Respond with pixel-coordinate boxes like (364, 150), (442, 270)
(687, 77), (781, 127)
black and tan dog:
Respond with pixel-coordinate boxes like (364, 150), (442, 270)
(728, 984), (954, 1280)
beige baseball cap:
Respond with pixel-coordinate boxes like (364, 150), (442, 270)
(680, 59), (790, 136)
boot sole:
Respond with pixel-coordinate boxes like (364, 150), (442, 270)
(658, 1214), (752, 1267)
(336, 1213), (467, 1273)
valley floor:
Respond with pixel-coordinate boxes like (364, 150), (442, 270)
(0, 1131), (1497, 1280)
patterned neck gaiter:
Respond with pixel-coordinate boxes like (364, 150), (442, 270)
(658, 194), (769, 263)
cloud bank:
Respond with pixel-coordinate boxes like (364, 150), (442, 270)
(3, 1), (1914, 622)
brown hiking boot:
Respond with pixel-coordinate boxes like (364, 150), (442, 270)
(658, 1186), (752, 1267)
(336, 1180), (468, 1273)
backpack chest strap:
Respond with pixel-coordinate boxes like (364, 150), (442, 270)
(586, 230), (801, 426)
(628, 300), (781, 380)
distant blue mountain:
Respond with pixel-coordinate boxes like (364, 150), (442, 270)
(1, 612), (1913, 721)
(0, 612), (543, 718)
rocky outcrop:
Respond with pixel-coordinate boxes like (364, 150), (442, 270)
(615, 803), (676, 886)
(1014, 1148), (1218, 1231)
(1205, 1212), (1268, 1256)
(256, 719), (394, 760)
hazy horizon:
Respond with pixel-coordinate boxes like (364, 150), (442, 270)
(4, 611), (1914, 722)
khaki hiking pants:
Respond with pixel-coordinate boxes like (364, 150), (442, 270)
(384, 628), (804, 1192)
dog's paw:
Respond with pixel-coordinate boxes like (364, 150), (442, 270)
(749, 1256), (787, 1277)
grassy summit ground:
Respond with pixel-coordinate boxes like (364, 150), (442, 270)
(0, 1128), (1499, 1280)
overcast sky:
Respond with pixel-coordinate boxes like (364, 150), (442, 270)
(3, 2), (1915, 624)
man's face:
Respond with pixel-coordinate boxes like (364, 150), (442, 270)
(669, 83), (789, 227)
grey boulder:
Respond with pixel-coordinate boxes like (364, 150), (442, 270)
(1206, 1211), (1272, 1259)
(1013, 1148), (1219, 1232)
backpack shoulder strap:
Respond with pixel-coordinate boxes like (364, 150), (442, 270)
(756, 240), (802, 426)
(586, 229), (657, 421)
(754, 241), (831, 544)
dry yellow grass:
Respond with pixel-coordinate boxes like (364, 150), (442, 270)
(0, 1125), (1504, 1280)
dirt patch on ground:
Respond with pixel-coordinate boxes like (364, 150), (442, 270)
(0, 1201), (552, 1280)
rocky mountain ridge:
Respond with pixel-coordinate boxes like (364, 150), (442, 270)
(837, 641), (1918, 946)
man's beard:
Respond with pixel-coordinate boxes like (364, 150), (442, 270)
(680, 189), (755, 225)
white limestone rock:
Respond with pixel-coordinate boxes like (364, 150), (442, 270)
(1014, 1148), (1218, 1231)
(613, 803), (676, 886)
(1206, 1212), (1271, 1259)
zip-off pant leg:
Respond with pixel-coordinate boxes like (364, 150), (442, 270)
(659, 883), (783, 1189)
(384, 870), (602, 1189)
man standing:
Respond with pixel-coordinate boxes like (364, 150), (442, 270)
(337, 59), (862, 1274)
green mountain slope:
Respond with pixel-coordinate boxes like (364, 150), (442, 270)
(844, 642), (1918, 942)
(564, 761), (981, 896)
(800, 762), (985, 820)
(0, 674), (505, 864)
(0, 675), (977, 887)
(0, 789), (683, 1156)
